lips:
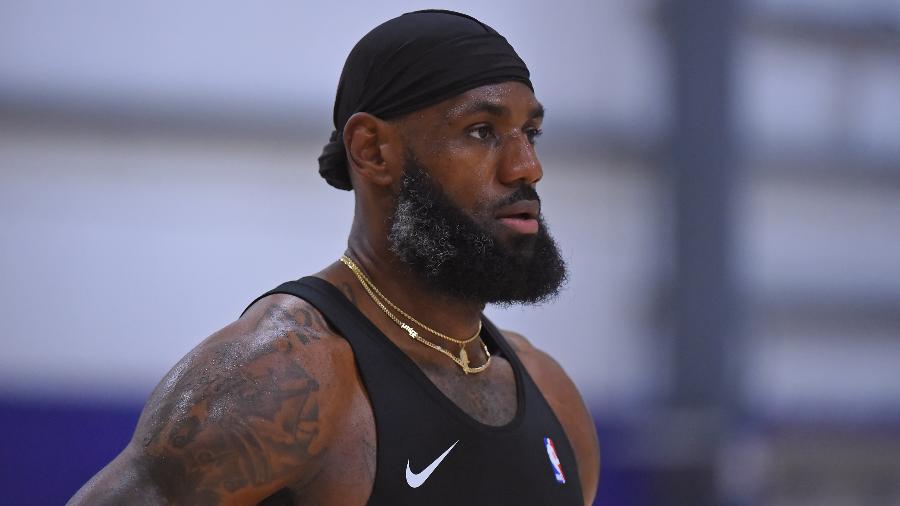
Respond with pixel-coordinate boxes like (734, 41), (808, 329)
(494, 200), (540, 234)
(495, 200), (539, 220)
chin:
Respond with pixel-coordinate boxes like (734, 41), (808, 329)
(492, 225), (539, 254)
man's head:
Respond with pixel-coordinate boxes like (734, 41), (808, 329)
(322, 10), (567, 305)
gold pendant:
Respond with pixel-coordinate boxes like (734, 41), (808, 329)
(459, 347), (469, 370)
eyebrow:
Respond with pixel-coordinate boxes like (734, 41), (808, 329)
(447, 100), (545, 122)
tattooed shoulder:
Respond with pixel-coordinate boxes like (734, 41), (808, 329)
(131, 297), (347, 503)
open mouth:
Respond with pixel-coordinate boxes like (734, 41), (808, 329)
(494, 200), (540, 234)
(496, 214), (539, 234)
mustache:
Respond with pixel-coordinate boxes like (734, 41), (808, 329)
(491, 184), (541, 211)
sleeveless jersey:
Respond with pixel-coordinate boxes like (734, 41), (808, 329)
(248, 277), (584, 506)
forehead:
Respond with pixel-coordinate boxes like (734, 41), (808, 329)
(406, 81), (544, 124)
(440, 81), (543, 122)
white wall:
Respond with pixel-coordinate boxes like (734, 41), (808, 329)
(0, 120), (664, 409)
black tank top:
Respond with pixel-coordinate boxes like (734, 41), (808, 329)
(248, 277), (584, 506)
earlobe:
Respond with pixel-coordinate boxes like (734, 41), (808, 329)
(344, 113), (400, 188)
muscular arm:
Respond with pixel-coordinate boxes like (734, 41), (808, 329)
(503, 331), (601, 506)
(70, 296), (348, 505)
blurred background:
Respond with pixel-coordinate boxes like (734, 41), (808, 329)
(1, 0), (898, 504)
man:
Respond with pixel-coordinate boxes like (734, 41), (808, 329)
(71, 9), (600, 505)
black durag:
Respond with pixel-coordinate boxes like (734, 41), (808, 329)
(318, 9), (533, 190)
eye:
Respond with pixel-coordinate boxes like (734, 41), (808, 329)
(526, 127), (543, 145)
(468, 125), (494, 141)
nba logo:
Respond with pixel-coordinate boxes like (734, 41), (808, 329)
(544, 437), (566, 484)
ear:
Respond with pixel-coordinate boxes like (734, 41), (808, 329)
(343, 112), (402, 188)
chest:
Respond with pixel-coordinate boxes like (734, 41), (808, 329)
(291, 358), (519, 502)
(419, 356), (519, 426)
(292, 358), (580, 506)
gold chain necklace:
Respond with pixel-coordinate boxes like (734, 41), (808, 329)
(342, 257), (481, 346)
(340, 255), (491, 374)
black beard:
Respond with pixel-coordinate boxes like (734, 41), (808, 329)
(387, 155), (567, 306)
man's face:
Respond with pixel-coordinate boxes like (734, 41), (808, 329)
(386, 82), (567, 305)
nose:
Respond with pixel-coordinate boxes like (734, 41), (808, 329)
(497, 132), (543, 187)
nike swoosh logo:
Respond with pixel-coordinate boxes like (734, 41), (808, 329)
(405, 440), (459, 488)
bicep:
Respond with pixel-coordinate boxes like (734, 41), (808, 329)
(132, 352), (326, 504)
(71, 389), (320, 506)
(72, 303), (343, 505)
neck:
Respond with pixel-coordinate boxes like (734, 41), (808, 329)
(343, 235), (485, 340)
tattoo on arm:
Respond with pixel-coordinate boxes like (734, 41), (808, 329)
(134, 302), (332, 503)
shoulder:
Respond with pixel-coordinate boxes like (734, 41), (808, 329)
(128, 293), (357, 503)
(500, 330), (583, 405)
(501, 329), (601, 505)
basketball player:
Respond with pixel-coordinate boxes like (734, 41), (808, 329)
(70, 10), (600, 505)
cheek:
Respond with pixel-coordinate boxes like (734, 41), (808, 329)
(441, 153), (497, 200)
(443, 178), (494, 216)
(468, 189), (504, 225)
(419, 141), (500, 208)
